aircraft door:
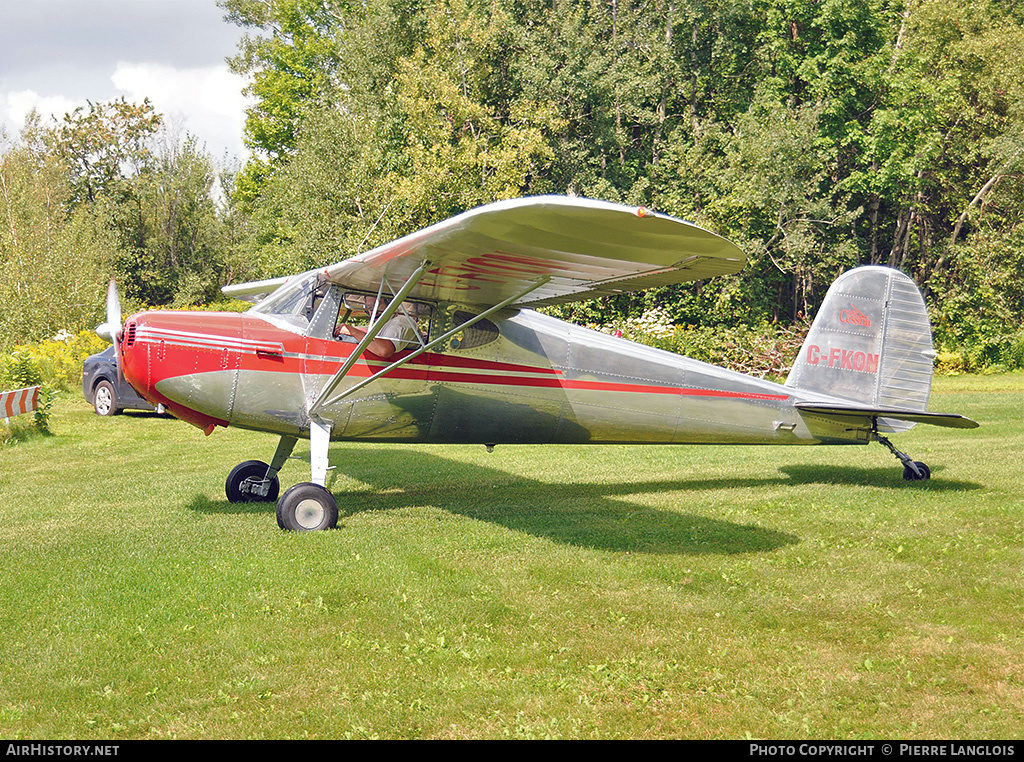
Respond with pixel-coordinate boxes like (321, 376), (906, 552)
(318, 292), (436, 441)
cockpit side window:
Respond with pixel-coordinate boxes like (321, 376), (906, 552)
(334, 292), (433, 350)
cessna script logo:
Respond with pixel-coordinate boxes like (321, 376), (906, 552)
(838, 303), (872, 327)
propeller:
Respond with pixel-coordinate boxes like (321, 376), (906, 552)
(96, 279), (122, 343)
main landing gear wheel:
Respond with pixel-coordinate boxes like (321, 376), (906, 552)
(277, 483), (339, 531)
(226, 460), (280, 503)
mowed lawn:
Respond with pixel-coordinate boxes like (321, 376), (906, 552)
(0, 373), (1020, 739)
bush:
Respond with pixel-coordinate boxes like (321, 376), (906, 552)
(593, 311), (811, 381)
(594, 305), (1021, 378)
(929, 234), (1024, 374)
(933, 328), (1024, 374)
(2, 351), (54, 436)
(1, 330), (108, 392)
(1, 329), (109, 441)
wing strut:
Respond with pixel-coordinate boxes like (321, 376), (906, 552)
(308, 275), (552, 414)
(307, 262), (429, 416)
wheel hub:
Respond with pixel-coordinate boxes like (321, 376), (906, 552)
(295, 498), (327, 530)
(241, 477), (271, 498)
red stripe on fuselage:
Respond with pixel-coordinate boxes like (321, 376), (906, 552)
(128, 312), (790, 405)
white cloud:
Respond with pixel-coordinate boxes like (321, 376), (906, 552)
(111, 62), (251, 162)
(1, 0), (249, 155)
(1, 63), (250, 164)
(1, 90), (86, 137)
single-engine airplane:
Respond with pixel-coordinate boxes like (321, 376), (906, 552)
(97, 195), (978, 531)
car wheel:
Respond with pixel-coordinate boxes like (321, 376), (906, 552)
(94, 380), (119, 416)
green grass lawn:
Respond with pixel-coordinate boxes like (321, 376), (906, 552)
(1, 373), (1021, 739)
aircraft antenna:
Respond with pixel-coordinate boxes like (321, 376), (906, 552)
(356, 197), (395, 253)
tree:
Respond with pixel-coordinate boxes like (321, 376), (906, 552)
(219, 0), (344, 206)
(237, 0), (557, 276)
(222, 0), (1024, 367)
(386, 0), (556, 225)
(53, 98), (162, 207)
(117, 135), (230, 306)
(0, 118), (114, 349)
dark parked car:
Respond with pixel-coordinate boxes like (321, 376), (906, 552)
(82, 345), (159, 416)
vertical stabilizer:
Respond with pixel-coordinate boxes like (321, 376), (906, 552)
(785, 266), (936, 412)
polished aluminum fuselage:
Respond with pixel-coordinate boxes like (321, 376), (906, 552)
(123, 306), (857, 448)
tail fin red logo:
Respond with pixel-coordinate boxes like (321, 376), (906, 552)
(839, 303), (871, 327)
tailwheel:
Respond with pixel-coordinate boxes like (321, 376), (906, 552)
(226, 460), (280, 503)
(903, 461), (931, 481)
(277, 483), (339, 531)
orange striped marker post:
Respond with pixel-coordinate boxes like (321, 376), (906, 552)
(1, 386), (40, 423)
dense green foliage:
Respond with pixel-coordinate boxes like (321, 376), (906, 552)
(220, 0), (1024, 367)
(2, 0), (1022, 370)
(0, 330), (107, 444)
(0, 104), (245, 352)
(1, 350), (53, 436)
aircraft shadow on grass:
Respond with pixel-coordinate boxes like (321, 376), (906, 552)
(187, 449), (980, 555)
(778, 463), (981, 491)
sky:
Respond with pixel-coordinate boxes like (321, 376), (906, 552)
(0, 0), (252, 164)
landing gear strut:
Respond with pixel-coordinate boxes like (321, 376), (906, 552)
(874, 431), (931, 481)
(272, 420), (339, 530)
(227, 426), (341, 531)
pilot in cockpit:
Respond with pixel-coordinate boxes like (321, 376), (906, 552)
(334, 297), (420, 359)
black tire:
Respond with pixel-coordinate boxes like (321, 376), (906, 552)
(226, 460), (280, 503)
(93, 380), (119, 416)
(903, 461), (931, 481)
(276, 483), (339, 531)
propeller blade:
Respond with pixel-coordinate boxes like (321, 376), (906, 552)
(96, 279), (123, 343)
(106, 279), (122, 340)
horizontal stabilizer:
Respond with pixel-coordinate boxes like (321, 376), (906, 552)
(796, 403), (979, 429)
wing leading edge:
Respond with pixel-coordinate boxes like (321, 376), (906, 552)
(321, 196), (745, 309)
(221, 275), (293, 303)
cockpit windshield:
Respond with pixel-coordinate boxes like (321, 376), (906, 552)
(248, 271), (326, 331)
(248, 272), (437, 345)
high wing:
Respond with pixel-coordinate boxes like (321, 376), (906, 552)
(221, 275), (293, 304)
(217, 196), (742, 416)
(319, 196), (745, 309)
